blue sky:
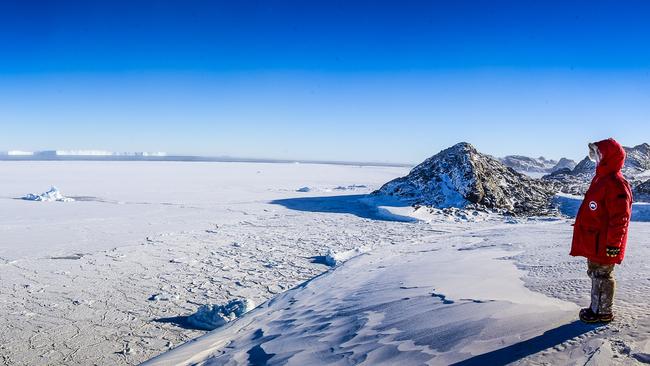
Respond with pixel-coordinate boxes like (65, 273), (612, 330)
(1, 0), (649, 163)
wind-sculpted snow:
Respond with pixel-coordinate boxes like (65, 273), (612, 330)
(146, 220), (650, 366)
(376, 142), (557, 216)
(149, 238), (576, 366)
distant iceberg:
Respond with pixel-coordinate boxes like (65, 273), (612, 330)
(5, 150), (34, 156)
(22, 187), (74, 202)
(54, 150), (113, 156)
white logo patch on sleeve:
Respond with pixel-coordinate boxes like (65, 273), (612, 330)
(589, 201), (598, 211)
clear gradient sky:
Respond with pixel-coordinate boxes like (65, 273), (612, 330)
(1, 0), (649, 163)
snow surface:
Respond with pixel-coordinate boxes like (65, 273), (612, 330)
(1, 161), (649, 366)
(146, 219), (650, 366)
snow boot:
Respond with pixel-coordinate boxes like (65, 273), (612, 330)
(579, 308), (614, 323)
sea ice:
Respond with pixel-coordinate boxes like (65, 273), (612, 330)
(324, 246), (371, 266)
(186, 299), (255, 331)
(22, 186), (74, 202)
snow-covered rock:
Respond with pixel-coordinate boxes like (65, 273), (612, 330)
(22, 187), (74, 202)
(634, 179), (650, 203)
(500, 155), (577, 175)
(624, 143), (650, 175)
(543, 157), (594, 195)
(375, 142), (556, 216)
(186, 299), (255, 331)
(549, 157), (577, 173)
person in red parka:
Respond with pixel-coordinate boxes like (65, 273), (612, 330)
(570, 138), (633, 323)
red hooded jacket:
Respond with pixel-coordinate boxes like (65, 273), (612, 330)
(570, 138), (633, 265)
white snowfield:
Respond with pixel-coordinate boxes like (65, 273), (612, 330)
(0, 161), (649, 365)
(144, 220), (650, 366)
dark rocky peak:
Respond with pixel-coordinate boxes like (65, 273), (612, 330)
(375, 142), (556, 216)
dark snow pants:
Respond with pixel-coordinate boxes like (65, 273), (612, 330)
(588, 260), (616, 315)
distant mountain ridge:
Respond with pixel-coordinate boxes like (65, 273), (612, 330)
(499, 155), (577, 175)
(499, 155), (557, 174)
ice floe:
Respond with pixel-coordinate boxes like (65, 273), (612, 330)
(22, 186), (74, 202)
(324, 246), (371, 266)
(186, 299), (255, 331)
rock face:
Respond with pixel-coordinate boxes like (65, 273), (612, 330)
(376, 142), (557, 215)
(623, 143), (650, 176)
(550, 158), (577, 173)
(634, 179), (650, 203)
(543, 157), (595, 195)
(500, 155), (577, 175)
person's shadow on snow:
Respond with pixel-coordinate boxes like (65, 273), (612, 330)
(450, 320), (599, 365)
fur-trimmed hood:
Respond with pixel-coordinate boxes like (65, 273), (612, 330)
(593, 138), (626, 177)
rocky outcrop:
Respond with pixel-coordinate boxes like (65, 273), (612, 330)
(624, 143), (650, 175)
(634, 179), (650, 203)
(543, 157), (594, 195)
(375, 142), (557, 216)
(550, 158), (577, 173)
